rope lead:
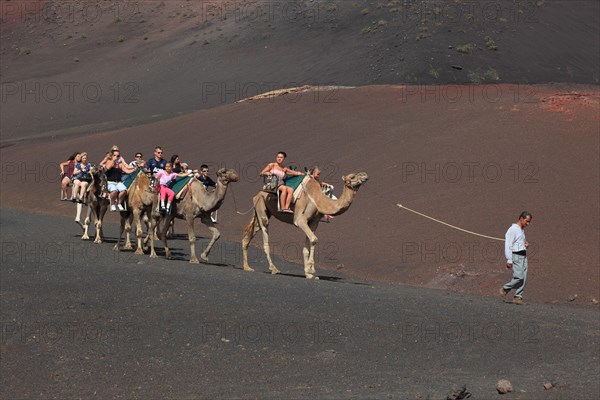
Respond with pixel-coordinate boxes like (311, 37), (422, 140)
(396, 203), (504, 242)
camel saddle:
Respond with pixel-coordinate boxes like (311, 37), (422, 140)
(172, 175), (194, 200)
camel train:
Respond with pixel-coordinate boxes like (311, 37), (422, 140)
(70, 160), (368, 279)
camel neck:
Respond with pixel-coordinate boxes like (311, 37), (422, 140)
(334, 186), (356, 212)
(194, 178), (228, 211)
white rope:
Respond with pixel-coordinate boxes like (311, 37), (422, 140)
(229, 185), (257, 215)
(396, 203), (505, 241)
(236, 204), (256, 216)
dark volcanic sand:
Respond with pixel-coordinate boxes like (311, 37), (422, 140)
(1, 209), (599, 399)
(1, 0), (599, 139)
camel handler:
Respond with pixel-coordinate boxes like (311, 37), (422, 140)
(105, 149), (137, 212)
(499, 211), (533, 305)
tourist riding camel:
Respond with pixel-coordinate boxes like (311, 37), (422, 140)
(71, 152), (92, 203)
(150, 168), (239, 263)
(105, 149), (137, 212)
(113, 171), (160, 255)
(59, 151), (81, 200)
(74, 164), (109, 244)
(259, 151), (304, 213)
(242, 172), (369, 279)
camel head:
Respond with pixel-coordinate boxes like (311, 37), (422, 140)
(88, 163), (99, 175)
(83, 163), (107, 197)
(92, 166), (109, 196)
(342, 172), (369, 191)
(216, 168), (239, 185)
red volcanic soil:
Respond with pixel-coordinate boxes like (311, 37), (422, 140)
(1, 84), (598, 306)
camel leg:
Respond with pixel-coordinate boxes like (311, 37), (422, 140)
(302, 236), (317, 279)
(261, 226), (280, 274)
(86, 202), (103, 245)
(112, 214), (126, 251)
(82, 206), (92, 240)
(75, 202), (86, 232)
(75, 202), (91, 240)
(303, 236), (310, 272)
(74, 202), (82, 225)
(242, 215), (261, 272)
(306, 219), (319, 276)
(251, 211), (279, 274)
(160, 215), (174, 260)
(250, 197), (278, 274)
(123, 213), (134, 250)
(93, 202), (108, 244)
(149, 214), (158, 259)
(143, 218), (152, 248)
(153, 220), (160, 241)
(94, 218), (103, 244)
(199, 217), (220, 263)
(167, 219), (175, 239)
(186, 214), (200, 264)
(294, 217), (319, 279)
(133, 208), (145, 255)
(124, 232), (132, 250)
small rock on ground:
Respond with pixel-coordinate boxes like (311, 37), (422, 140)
(496, 379), (513, 394)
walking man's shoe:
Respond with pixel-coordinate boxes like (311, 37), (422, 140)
(498, 287), (508, 301)
(513, 296), (525, 305)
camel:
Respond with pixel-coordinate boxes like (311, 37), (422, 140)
(74, 165), (109, 244)
(112, 171), (159, 254)
(241, 172), (369, 279)
(152, 168), (239, 263)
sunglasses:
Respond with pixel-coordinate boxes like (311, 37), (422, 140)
(135, 155), (142, 158)
(201, 170), (208, 173)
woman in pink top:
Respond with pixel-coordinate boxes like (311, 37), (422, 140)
(155, 162), (188, 214)
(260, 151), (304, 213)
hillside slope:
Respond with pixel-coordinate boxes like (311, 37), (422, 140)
(1, 84), (598, 305)
(1, 0), (598, 140)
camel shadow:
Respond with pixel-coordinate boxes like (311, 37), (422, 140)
(157, 249), (231, 267)
(261, 270), (368, 286)
(74, 234), (120, 244)
(162, 250), (188, 261)
(166, 233), (204, 241)
(203, 261), (234, 268)
(74, 227), (366, 286)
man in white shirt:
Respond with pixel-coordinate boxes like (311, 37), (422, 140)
(499, 211), (533, 305)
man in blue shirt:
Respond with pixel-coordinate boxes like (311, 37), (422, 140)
(145, 146), (167, 191)
(145, 146), (167, 174)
